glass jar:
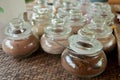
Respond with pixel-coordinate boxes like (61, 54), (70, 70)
(93, 2), (115, 26)
(61, 34), (107, 78)
(62, 0), (74, 11)
(77, 0), (92, 15)
(31, 5), (51, 39)
(41, 18), (72, 54)
(57, 9), (68, 19)
(52, 0), (63, 15)
(2, 18), (39, 57)
(78, 19), (116, 53)
(66, 8), (87, 34)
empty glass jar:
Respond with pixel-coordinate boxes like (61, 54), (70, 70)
(2, 18), (39, 57)
(41, 17), (72, 54)
(61, 34), (107, 78)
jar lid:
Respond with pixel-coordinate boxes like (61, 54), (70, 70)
(44, 18), (72, 39)
(93, 2), (111, 12)
(57, 7), (69, 19)
(77, 26), (96, 40)
(69, 8), (83, 16)
(32, 0), (51, 20)
(31, 8), (51, 26)
(68, 8), (86, 26)
(5, 18), (31, 40)
(68, 35), (103, 55)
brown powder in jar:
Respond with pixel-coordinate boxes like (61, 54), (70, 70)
(52, 28), (64, 33)
(71, 26), (83, 34)
(97, 34), (116, 53)
(2, 35), (39, 57)
(32, 22), (49, 39)
(41, 34), (69, 54)
(91, 29), (104, 33)
(77, 41), (93, 49)
(61, 49), (107, 77)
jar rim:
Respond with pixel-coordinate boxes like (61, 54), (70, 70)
(68, 35), (103, 55)
(44, 26), (72, 39)
(5, 18), (32, 40)
(81, 21), (113, 38)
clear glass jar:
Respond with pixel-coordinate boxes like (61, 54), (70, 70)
(2, 18), (39, 57)
(66, 8), (87, 34)
(62, 0), (74, 11)
(41, 18), (72, 54)
(90, 2), (115, 26)
(31, 0), (51, 39)
(61, 35), (107, 78)
(77, 0), (92, 15)
(78, 19), (116, 53)
(52, 0), (63, 15)
(31, 5), (51, 39)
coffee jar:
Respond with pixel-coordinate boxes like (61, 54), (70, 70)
(66, 8), (87, 34)
(78, 19), (116, 53)
(31, 0), (51, 39)
(61, 35), (107, 78)
(52, 0), (63, 15)
(93, 2), (115, 26)
(2, 18), (39, 57)
(41, 18), (72, 54)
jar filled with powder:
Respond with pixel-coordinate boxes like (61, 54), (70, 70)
(52, 0), (63, 15)
(41, 17), (72, 54)
(31, 0), (51, 39)
(61, 34), (107, 78)
(66, 8), (87, 34)
(78, 18), (116, 53)
(93, 2), (115, 26)
(2, 18), (39, 57)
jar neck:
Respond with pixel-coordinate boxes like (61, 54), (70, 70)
(69, 9), (86, 22)
(86, 20), (113, 38)
(7, 19), (25, 34)
(44, 17), (72, 39)
(68, 35), (103, 56)
(44, 32), (71, 40)
(33, 15), (50, 25)
(68, 48), (103, 58)
(78, 26), (96, 41)
(32, 8), (51, 25)
(5, 18), (32, 40)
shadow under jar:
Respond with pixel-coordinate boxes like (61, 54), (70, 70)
(61, 35), (107, 78)
(2, 18), (39, 57)
(41, 18), (72, 54)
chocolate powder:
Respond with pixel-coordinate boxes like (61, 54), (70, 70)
(2, 35), (39, 57)
(61, 49), (107, 78)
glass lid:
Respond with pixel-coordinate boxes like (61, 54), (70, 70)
(44, 17), (71, 39)
(5, 18), (31, 40)
(68, 35), (103, 55)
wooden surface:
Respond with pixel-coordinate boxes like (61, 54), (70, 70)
(0, 48), (120, 80)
